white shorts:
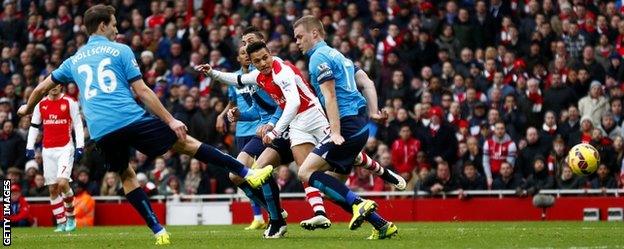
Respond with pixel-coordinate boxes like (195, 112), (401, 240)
(289, 107), (330, 147)
(43, 143), (75, 185)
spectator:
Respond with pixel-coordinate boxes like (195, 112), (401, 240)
(100, 172), (122, 196)
(8, 184), (33, 227)
(276, 165), (304, 193)
(590, 164), (618, 189)
(72, 181), (95, 227)
(382, 107), (416, 144)
(6, 167), (26, 194)
(492, 162), (524, 190)
(27, 173), (49, 197)
(557, 165), (585, 189)
(558, 105), (580, 143)
(609, 98), (624, 126)
(0, 120), (26, 171)
(483, 121), (517, 186)
(416, 106), (458, 165)
(173, 95), (197, 127)
(599, 112), (622, 140)
(568, 116), (595, 148)
(457, 136), (483, 176)
(167, 63), (194, 88)
(543, 73), (577, 116)
(183, 159), (204, 195)
(346, 167), (385, 192)
(517, 127), (547, 178)
(578, 81), (609, 128)
(421, 161), (459, 194)
(539, 111), (560, 153)
(458, 162), (486, 190)
(518, 78), (543, 128)
(391, 125), (420, 182)
(522, 156), (555, 195)
(137, 172), (158, 196)
(75, 167), (99, 196)
(150, 157), (171, 194)
(501, 94), (527, 141)
(163, 176), (182, 196)
(547, 136), (569, 178)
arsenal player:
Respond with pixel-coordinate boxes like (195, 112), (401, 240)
(26, 84), (85, 232)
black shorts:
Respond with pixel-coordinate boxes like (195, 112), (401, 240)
(235, 135), (265, 158)
(96, 117), (178, 173)
(266, 130), (294, 164)
(313, 110), (369, 175)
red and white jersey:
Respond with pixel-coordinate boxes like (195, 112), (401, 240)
(241, 57), (323, 135)
(27, 95), (85, 149)
(483, 135), (517, 178)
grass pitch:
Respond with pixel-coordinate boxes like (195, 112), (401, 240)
(10, 222), (624, 248)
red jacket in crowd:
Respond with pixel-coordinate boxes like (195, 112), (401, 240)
(391, 137), (421, 174)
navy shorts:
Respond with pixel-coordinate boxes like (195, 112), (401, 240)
(313, 110), (369, 175)
(96, 117), (178, 173)
(267, 130), (294, 164)
(235, 135), (265, 158)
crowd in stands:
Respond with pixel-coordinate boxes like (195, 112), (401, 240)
(2, 0), (624, 199)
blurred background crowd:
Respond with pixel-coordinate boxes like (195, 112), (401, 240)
(2, 0), (624, 199)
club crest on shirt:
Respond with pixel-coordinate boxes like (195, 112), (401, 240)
(60, 104), (67, 111)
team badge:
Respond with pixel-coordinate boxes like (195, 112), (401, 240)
(60, 104), (67, 111)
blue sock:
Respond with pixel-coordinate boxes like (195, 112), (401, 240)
(126, 188), (163, 234)
(308, 171), (361, 206)
(262, 177), (283, 221)
(194, 144), (249, 177)
(239, 181), (267, 210)
(367, 212), (388, 230)
(251, 202), (263, 217)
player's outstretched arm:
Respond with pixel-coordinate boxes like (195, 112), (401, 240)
(131, 79), (187, 140)
(320, 80), (344, 145)
(195, 64), (258, 86)
(18, 76), (58, 116)
(355, 69), (387, 122)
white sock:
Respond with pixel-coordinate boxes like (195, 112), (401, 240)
(253, 215), (264, 222)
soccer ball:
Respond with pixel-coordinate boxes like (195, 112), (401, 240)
(567, 143), (600, 175)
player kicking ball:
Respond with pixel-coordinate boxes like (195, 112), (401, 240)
(18, 5), (272, 245)
(294, 15), (398, 239)
(196, 42), (405, 233)
(26, 84), (84, 232)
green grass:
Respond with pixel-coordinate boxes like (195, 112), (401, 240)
(10, 222), (624, 248)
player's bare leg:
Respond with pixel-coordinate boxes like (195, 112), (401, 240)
(291, 143), (332, 230)
(353, 152), (406, 190)
(48, 184), (66, 232)
(56, 178), (76, 231)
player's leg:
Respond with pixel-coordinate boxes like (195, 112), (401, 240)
(57, 144), (76, 232)
(298, 126), (393, 233)
(48, 183), (66, 232)
(234, 136), (266, 230)
(97, 126), (169, 245)
(254, 141), (289, 238)
(291, 142), (332, 230)
(43, 148), (66, 232)
(353, 151), (406, 190)
(172, 136), (272, 187)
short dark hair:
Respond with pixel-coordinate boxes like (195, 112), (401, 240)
(84, 5), (116, 35)
(242, 26), (264, 40)
(246, 41), (268, 56)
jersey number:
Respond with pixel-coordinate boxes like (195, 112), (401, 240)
(342, 60), (356, 91)
(77, 58), (118, 100)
